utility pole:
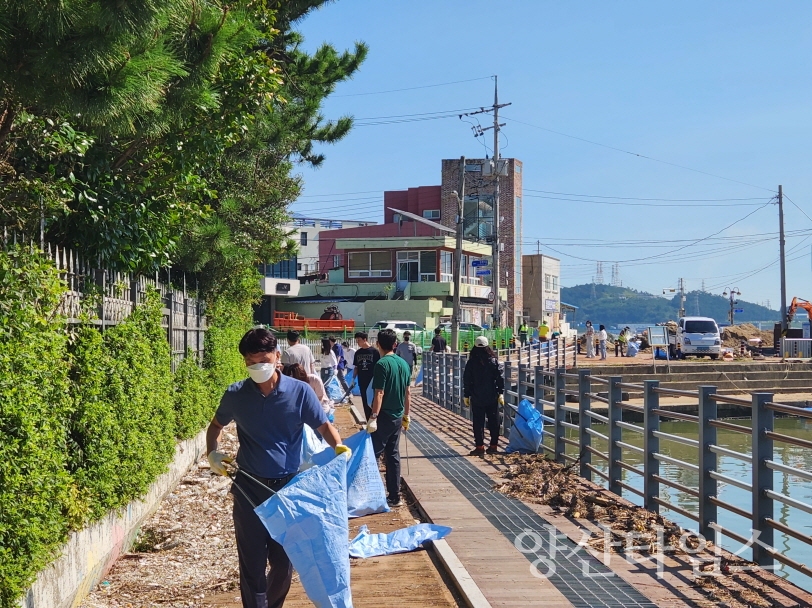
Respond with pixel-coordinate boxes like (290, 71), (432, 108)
(459, 77), (510, 327)
(778, 185), (788, 333)
(723, 287), (741, 325)
(451, 156), (465, 353)
(678, 277), (686, 319)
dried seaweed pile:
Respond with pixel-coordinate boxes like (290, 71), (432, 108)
(496, 453), (794, 608)
(81, 426), (242, 607)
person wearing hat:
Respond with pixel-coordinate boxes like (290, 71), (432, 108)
(462, 336), (505, 455)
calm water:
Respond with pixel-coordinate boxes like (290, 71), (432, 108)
(546, 418), (812, 591)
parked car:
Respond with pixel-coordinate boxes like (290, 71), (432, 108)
(368, 320), (425, 343)
(438, 322), (484, 332)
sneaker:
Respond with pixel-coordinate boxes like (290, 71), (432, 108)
(468, 446), (485, 456)
(387, 497), (404, 508)
(486, 445), (499, 454)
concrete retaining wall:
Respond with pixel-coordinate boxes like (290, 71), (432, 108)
(19, 429), (207, 608)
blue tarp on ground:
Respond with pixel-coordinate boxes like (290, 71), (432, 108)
(254, 455), (353, 608)
(348, 523), (452, 558)
(311, 430), (389, 518)
(505, 398), (544, 454)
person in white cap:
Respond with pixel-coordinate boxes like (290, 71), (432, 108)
(462, 336), (505, 455)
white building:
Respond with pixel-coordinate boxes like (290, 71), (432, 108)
(522, 254), (561, 328)
(287, 214), (375, 277)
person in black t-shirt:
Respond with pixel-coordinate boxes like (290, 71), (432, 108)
(353, 331), (381, 418)
(431, 327), (447, 352)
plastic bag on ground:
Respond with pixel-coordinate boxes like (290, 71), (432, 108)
(349, 523), (452, 558)
(505, 398), (543, 454)
(254, 455), (352, 608)
(300, 424), (331, 471)
(626, 340), (640, 357)
(311, 430), (389, 518)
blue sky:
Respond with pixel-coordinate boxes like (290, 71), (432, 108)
(293, 1), (812, 309)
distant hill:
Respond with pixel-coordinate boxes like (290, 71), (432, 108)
(560, 284), (780, 326)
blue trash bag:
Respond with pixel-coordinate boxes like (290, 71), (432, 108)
(311, 430), (389, 517)
(349, 523), (452, 558)
(626, 340), (640, 357)
(505, 398), (543, 454)
(300, 425), (331, 472)
(415, 365), (424, 386)
(655, 347), (668, 360)
(351, 376), (361, 396)
(254, 455), (353, 608)
(324, 375), (345, 402)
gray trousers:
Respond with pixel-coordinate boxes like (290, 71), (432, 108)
(232, 474), (294, 608)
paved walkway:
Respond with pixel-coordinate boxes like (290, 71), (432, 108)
(402, 395), (812, 608)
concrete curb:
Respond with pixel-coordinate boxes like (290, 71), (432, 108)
(20, 429), (207, 608)
(349, 403), (492, 607)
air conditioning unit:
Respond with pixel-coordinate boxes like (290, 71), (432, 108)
(260, 277), (300, 297)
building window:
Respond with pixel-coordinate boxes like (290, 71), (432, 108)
(333, 254), (341, 268)
(420, 250), (437, 281)
(300, 232), (308, 246)
(515, 164), (522, 174)
(422, 209), (440, 219)
(261, 258), (297, 279)
(348, 251), (391, 278)
(440, 251), (453, 282)
(552, 276), (558, 292)
(297, 263), (302, 271)
(463, 194), (494, 241)
(545, 274), (551, 291)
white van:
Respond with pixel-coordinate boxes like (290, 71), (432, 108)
(674, 316), (722, 359)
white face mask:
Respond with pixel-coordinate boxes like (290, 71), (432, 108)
(247, 362), (275, 384)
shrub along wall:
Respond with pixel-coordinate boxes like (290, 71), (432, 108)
(0, 246), (249, 608)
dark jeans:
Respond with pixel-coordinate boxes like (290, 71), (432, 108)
(359, 377), (373, 419)
(336, 368), (350, 397)
(472, 400), (500, 448)
(231, 473), (294, 608)
(370, 411), (402, 501)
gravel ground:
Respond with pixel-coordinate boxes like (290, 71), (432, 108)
(81, 405), (458, 608)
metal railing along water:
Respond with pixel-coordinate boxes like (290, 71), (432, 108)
(421, 353), (812, 584)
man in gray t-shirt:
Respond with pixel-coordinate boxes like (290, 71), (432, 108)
(280, 330), (315, 373)
(395, 331), (417, 383)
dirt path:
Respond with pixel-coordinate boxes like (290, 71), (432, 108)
(81, 405), (459, 608)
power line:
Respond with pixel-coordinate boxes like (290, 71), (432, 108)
(522, 192), (768, 208)
(782, 193), (812, 225)
(299, 190), (386, 198)
(355, 107), (480, 120)
(333, 76), (493, 97)
(501, 115), (776, 193)
(523, 188), (768, 202)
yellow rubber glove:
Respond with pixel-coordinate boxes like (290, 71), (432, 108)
(402, 415), (411, 431)
(463, 397), (470, 407)
(366, 417), (378, 433)
(335, 444), (352, 458)
(207, 451), (233, 476)
(498, 395), (505, 406)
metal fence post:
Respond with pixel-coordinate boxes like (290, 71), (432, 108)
(578, 368), (592, 481)
(608, 376), (623, 496)
(698, 385), (718, 541)
(554, 367), (566, 463)
(518, 364), (527, 402)
(546, 340), (551, 371)
(166, 291), (174, 369)
(503, 361), (513, 437)
(439, 354), (447, 409)
(455, 354), (464, 416)
(643, 380), (660, 513)
(751, 392), (774, 568)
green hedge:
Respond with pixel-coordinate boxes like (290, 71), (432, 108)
(0, 246), (249, 607)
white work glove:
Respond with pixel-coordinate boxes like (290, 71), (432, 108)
(463, 397), (470, 407)
(498, 395), (505, 406)
(402, 415), (411, 432)
(207, 451), (232, 476)
(335, 444), (352, 458)
(366, 417), (378, 433)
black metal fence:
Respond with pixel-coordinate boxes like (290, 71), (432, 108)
(2, 233), (206, 370)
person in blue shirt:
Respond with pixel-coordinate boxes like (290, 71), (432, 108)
(206, 328), (350, 608)
(328, 335), (351, 400)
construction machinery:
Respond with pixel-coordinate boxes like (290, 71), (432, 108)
(786, 297), (812, 323)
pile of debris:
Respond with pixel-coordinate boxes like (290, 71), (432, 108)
(721, 323), (774, 349)
(496, 453), (804, 608)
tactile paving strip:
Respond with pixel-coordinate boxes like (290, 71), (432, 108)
(408, 419), (657, 608)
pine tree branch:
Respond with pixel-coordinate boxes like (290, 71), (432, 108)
(0, 103), (16, 148)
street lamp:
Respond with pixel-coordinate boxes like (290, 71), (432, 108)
(722, 287), (741, 325)
(450, 156), (466, 353)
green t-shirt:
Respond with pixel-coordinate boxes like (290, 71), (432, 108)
(372, 353), (411, 418)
